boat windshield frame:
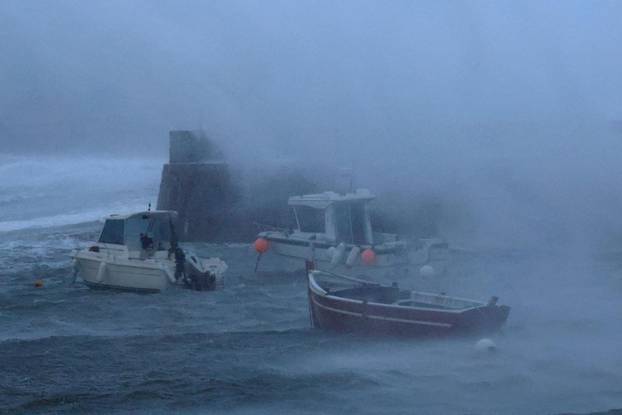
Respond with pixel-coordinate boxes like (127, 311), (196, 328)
(98, 211), (178, 251)
(290, 199), (373, 245)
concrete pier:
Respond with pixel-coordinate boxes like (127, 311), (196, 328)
(157, 130), (234, 241)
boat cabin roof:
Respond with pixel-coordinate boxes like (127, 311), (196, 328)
(288, 189), (375, 210)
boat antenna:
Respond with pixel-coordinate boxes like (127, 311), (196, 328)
(348, 170), (353, 192)
(337, 167), (353, 194)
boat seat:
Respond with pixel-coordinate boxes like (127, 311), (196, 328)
(332, 285), (400, 304)
(395, 299), (465, 310)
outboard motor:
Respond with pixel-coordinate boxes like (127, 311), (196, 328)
(187, 271), (216, 291)
(183, 251), (217, 291)
(174, 246), (186, 280)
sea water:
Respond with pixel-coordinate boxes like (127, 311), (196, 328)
(1, 155), (621, 414)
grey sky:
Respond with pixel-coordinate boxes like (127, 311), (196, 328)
(1, 1), (620, 158)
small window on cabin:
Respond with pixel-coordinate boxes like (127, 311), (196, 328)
(157, 219), (172, 250)
(334, 204), (351, 243)
(350, 204), (368, 245)
(98, 219), (125, 245)
(334, 203), (369, 245)
(294, 206), (325, 233)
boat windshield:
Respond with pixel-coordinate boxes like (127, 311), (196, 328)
(98, 219), (125, 245)
(294, 206), (325, 233)
(124, 215), (174, 251)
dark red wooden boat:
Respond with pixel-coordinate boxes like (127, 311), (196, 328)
(308, 270), (510, 336)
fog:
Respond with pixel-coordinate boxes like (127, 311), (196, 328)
(2, 1), (622, 250)
(2, 3), (622, 413)
(3, 2), (621, 148)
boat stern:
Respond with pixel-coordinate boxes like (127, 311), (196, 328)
(456, 303), (511, 334)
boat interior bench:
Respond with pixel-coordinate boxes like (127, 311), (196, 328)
(331, 285), (410, 305)
(330, 285), (470, 310)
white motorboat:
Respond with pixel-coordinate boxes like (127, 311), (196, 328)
(72, 210), (227, 292)
(254, 189), (448, 276)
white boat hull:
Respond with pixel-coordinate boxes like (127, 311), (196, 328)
(269, 239), (405, 268)
(262, 235), (449, 280)
(75, 255), (174, 293)
(260, 232), (450, 283)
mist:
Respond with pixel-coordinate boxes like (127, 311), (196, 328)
(2, 2), (622, 413)
(2, 1), (622, 252)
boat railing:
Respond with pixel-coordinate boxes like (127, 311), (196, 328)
(254, 222), (292, 234)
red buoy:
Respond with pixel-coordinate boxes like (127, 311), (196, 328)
(254, 238), (270, 254)
(361, 248), (376, 266)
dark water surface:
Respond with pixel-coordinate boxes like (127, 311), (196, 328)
(1, 157), (622, 414)
(2, 223), (622, 414)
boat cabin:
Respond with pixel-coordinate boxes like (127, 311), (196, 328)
(288, 189), (376, 245)
(97, 210), (178, 252)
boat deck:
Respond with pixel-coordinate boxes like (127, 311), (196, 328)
(316, 272), (483, 311)
(330, 285), (408, 304)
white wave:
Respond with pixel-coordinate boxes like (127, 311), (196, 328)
(0, 202), (151, 233)
(0, 154), (163, 188)
(0, 154), (162, 232)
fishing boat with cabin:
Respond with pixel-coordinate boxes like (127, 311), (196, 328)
(72, 210), (227, 292)
(254, 189), (448, 276)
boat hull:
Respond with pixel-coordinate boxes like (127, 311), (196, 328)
(267, 237), (406, 267)
(75, 255), (173, 293)
(260, 233), (449, 278)
(83, 280), (162, 293)
(308, 276), (510, 337)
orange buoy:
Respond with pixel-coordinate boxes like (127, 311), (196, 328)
(254, 238), (270, 254)
(361, 248), (376, 266)
(34, 279), (44, 288)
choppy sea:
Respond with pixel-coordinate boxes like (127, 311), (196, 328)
(1, 155), (622, 415)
